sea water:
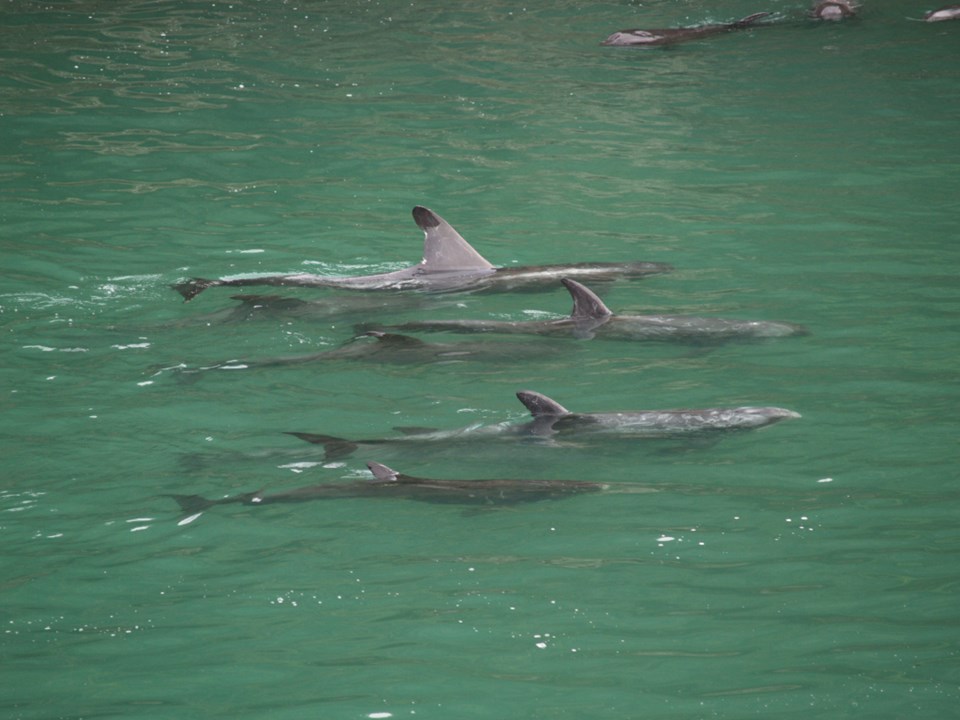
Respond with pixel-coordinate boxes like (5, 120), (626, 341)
(2, 1), (958, 718)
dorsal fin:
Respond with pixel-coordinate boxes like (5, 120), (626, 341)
(516, 390), (570, 417)
(412, 206), (495, 272)
(360, 331), (429, 348)
(367, 461), (400, 483)
(561, 278), (614, 320)
(733, 11), (770, 27)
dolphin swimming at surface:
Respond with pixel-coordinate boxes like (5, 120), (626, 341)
(366, 278), (806, 344)
(150, 331), (567, 376)
(172, 206), (671, 301)
(923, 5), (960, 21)
(170, 460), (620, 521)
(601, 12), (771, 46)
(287, 389), (801, 461)
(809, 1), (858, 20)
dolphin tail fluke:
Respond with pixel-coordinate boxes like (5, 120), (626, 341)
(173, 277), (219, 302)
(284, 431), (359, 460)
(733, 12), (771, 27)
(167, 493), (218, 515)
(168, 490), (262, 518)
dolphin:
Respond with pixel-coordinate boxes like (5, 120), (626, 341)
(368, 278), (806, 344)
(601, 12), (771, 46)
(151, 331), (566, 376)
(809, 1), (857, 20)
(923, 5), (960, 20)
(287, 389), (800, 461)
(514, 390), (801, 438)
(169, 460), (615, 520)
(173, 206), (671, 301)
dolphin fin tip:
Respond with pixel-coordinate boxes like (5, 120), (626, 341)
(412, 206), (441, 229)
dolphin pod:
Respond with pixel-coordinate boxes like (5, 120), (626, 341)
(172, 206), (671, 301)
(368, 277), (805, 344)
(170, 460), (617, 520)
(286, 389), (800, 461)
(601, 12), (771, 47)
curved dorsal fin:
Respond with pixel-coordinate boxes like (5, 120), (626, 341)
(733, 11), (770, 26)
(561, 278), (613, 320)
(412, 206), (495, 272)
(516, 390), (570, 417)
(367, 461), (400, 483)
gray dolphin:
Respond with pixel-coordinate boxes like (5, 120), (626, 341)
(169, 460), (614, 519)
(152, 331), (565, 376)
(287, 389), (800, 461)
(370, 278), (806, 344)
(173, 206), (671, 301)
(601, 12), (771, 46)
(515, 390), (801, 438)
(809, 1), (857, 20)
(924, 5), (960, 20)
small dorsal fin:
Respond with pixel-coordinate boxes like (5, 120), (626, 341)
(412, 206), (495, 272)
(516, 390), (570, 417)
(561, 278), (614, 320)
(367, 461), (400, 483)
(733, 12), (770, 26)
(361, 331), (429, 348)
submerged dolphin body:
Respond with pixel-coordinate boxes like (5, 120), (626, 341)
(170, 461), (612, 518)
(601, 12), (771, 46)
(153, 331), (564, 376)
(371, 278), (806, 344)
(287, 389), (800, 461)
(173, 207), (671, 301)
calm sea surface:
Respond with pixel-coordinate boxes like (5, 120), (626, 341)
(2, 1), (958, 718)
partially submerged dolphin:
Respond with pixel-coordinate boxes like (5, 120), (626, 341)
(370, 278), (806, 344)
(809, 1), (857, 20)
(173, 207), (671, 301)
(287, 389), (800, 460)
(152, 331), (565, 376)
(170, 461), (614, 520)
(601, 12), (771, 46)
(923, 5), (960, 21)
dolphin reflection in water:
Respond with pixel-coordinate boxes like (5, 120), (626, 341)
(287, 390), (801, 461)
(173, 206), (670, 301)
(366, 278), (806, 345)
(170, 461), (633, 522)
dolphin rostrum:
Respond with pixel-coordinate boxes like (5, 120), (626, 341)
(287, 389), (800, 461)
(151, 331), (566, 376)
(601, 12), (771, 46)
(170, 460), (617, 520)
(173, 206), (671, 301)
(368, 278), (806, 344)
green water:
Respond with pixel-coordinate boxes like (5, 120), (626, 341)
(2, 1), (958, 718)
